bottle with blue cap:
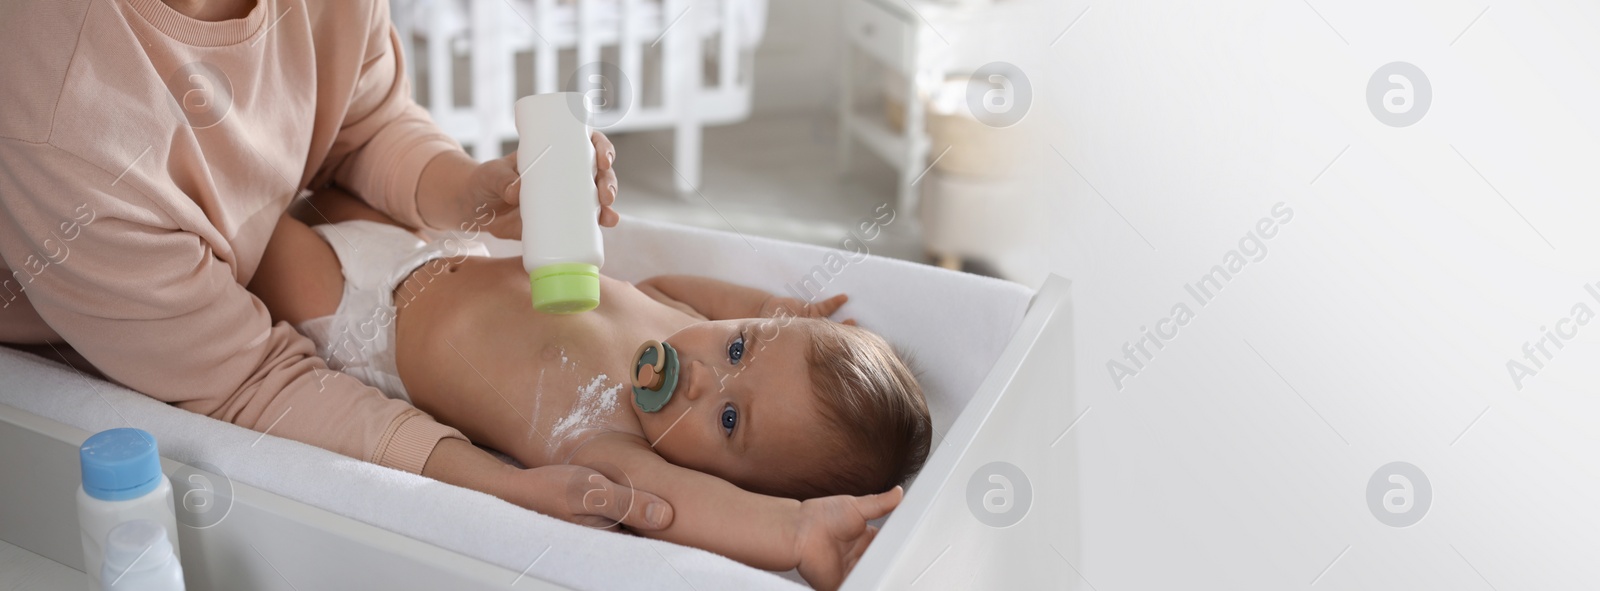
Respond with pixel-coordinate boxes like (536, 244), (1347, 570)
(77, 428), (181, 589)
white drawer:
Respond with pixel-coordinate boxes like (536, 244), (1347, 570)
(845, 0), (912, 73)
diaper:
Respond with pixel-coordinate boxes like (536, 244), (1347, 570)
(295, 220), (490, 403)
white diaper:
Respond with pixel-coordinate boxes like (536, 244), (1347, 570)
(295, 220), (490, 403)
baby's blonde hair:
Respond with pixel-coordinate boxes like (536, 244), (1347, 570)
(763, 319), (930, 500)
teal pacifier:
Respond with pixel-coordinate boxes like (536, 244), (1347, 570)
(631, 340), (679, 413)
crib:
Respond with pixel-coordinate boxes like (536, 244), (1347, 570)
(0, 217), (1069, 589)
(390, 0), (769, 193)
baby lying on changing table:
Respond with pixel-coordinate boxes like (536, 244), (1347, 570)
(246, 189), (929, 590)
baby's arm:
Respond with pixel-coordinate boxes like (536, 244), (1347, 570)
(571, 433), (899, 590)
(635, 275), (768, 319)
(636, 275), (851, 322)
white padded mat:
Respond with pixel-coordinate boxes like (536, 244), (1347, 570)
(0, 215), (1032, 590)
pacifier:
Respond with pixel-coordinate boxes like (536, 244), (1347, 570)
(631, 340), (680, 413)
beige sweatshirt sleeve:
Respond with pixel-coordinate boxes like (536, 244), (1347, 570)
(319, 0), (463, 232)
(0, 144), (461, 474)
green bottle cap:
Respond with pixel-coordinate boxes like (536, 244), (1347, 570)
(530, 263), (600, 314)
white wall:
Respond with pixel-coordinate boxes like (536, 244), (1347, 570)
(749, 0), (845, 116)
(1022, 0), (1600, 589)
(746, 4), (1600, 585)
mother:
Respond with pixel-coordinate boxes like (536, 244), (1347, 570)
(0, 0), (670, 531)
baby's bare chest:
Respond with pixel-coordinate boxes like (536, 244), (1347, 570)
(513, 301), (694, 462)
(520, 343), (638, 458)
(419, 267), (699, 464)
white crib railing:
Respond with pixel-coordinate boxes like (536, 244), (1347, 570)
(391, 0), (764, 193)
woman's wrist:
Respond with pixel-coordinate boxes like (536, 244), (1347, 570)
(416, 150), (478, 231)
(421, 436), (517, 500)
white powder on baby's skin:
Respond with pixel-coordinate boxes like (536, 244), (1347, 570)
(550, 373), (622, 442)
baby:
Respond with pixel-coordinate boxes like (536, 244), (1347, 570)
(246, 190), (931, 588)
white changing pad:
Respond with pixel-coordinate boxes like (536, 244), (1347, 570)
(0, 216), (1031, 589)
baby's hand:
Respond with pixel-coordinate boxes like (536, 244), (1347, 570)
(792, 486), (903, 591)
(761, 293), (857, 326)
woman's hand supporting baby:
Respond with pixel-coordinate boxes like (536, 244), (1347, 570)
(558, 433), (903, 591)
(416, 130), (621, 238)
(423, 438), (673, 531)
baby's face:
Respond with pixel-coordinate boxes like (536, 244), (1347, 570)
(637, 319), (828, 494)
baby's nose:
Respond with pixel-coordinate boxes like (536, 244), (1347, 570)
(680, 360), (706, 402)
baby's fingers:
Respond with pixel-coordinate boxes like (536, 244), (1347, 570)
(810, 293), (849, 316)
(854, 486), (904, 521)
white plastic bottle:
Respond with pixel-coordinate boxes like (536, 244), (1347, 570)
(77, 428), (180, 589)
(100, 519), (185, 591)
(515, 92), (604, 314)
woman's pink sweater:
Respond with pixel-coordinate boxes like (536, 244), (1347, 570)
(0, 0), (467, 474)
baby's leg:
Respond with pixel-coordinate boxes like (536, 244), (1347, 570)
(252, 184), (418, 324)
(246, 213), (344, 326)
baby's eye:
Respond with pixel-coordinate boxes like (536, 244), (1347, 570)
(727, 335), (746, 365)
(720, 404), (738, 436)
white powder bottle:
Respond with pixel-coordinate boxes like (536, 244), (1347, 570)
(515, 92), (604, 314)
(100, 519), (185, 591)
(77, 428), (180, 589)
